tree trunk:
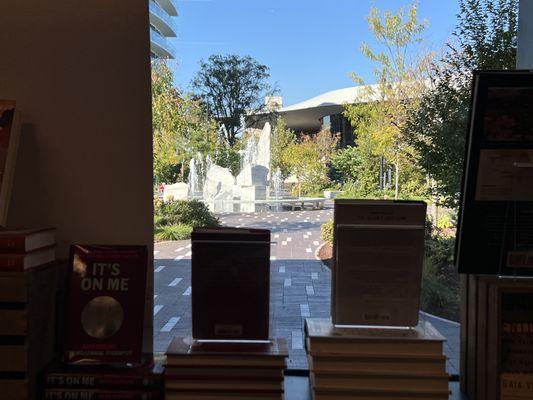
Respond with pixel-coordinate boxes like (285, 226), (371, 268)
(394, 157), (399, 200)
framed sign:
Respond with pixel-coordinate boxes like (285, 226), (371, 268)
(456, 71), (533, 275)
(332, 199), (426, 327)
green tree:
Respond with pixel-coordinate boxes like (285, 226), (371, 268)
(282, 136), (330, 197)
(345, 2), (431, 199)
(405, 0), (518, 207)
(314, 128), (340, 168)
(340, 104), (391, 197)
(191, 54), (274, 146)
(271, 117), (296, 179)
(213, 134), (242, 176)
(152, 60), (219, 184)
(152, 61), (182, 183)
(331, 145), (360, 183)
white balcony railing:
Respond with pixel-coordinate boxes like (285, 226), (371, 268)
(150, 29), (175, 59)
(149, 1), (176, 37)
(154, 0), (178, 17)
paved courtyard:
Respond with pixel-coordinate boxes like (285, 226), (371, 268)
(153, 206), (460, 374)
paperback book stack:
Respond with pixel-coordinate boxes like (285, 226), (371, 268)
(305, 318), (450, 400)
(164, 336), (287, 400)
(42, 359), (164, 400)
(0, 228), (59, 400)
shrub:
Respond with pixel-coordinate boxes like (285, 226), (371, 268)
(321, 219), (334, 245)
(331, 145), (360, 183)
(155, 199), (219, 228)
(436, 213), (453, 231)
(420, 233), (459, 321)
(154, 214), (168, 228)
(155, 224), (193, 241)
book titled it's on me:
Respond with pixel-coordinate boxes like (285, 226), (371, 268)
(191, 227), (270, 340)
(64, 245), (148, 364)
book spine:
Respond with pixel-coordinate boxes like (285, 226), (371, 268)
(0, 273), (27, 302)
(45, 373), (162, 389)
(44, 389), (161, 400)
(0, 236), (25, 253)
(0, 309), (27, 335)
(501, 373), (533, 399)
(0, 254), (25, 270)
(0, 345), (27, 371)
(0, 379), (28, 400)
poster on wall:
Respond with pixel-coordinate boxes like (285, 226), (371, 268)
(0, 100), (21, 226)
(456, 71), (533, 275)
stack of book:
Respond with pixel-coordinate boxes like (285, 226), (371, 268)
(305, 318), (450, 400)
(42, 359), (164, 400)
(0, 228), (59, 399)
(164, 336), (287, 400)
(465, 275), (533, 400)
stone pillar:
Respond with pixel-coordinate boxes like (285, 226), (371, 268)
(518, 0), (533, 69)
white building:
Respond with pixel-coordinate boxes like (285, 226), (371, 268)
(149, 0), (177, 59)
(251, 85), (380, 146)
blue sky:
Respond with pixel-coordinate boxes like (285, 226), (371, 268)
(170, 0), (460, 106)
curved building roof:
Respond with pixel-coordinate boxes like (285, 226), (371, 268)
(278, 84), (380, 132)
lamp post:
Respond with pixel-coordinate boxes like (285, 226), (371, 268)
(518, 0), (533, 69)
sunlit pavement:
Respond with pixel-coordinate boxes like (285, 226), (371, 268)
(153, 205), (460, 374)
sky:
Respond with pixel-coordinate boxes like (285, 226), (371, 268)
(169, 0), (460, 106)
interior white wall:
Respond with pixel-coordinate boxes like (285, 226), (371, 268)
(0, 0), (154, 351)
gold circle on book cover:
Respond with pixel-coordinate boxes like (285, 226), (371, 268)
(80, 296), (124, 339)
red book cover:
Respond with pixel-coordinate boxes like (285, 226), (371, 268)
(45, 359), (163, 389)
(0, 227), (55, 253)
(0, 245), (56, 271)
(44, 389), (161, 400)
(64, 245), (148, 364)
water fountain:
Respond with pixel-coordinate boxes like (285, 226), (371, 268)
(193, 122), (271, 212)
(271, 168), (283, 211)
(163, 121), (325, 212)
(187, 153), (205, 199)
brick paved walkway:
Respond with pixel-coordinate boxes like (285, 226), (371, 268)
(153, 206), (460, 374)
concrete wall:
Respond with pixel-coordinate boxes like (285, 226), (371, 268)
(518, 0), (533, 69)
(0, 0), (154, 351)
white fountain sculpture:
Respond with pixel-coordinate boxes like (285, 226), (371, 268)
(164, 121), (280, 212)
(187, 153), (206, 199)
(201, 122), (272, 212)
(271, 168), (283, 211)
(187, 157), (197, 198)
(256, 123), (271, 172)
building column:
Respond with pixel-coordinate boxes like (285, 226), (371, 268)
(518, 0), (533, 69)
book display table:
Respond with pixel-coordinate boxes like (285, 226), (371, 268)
(305, 318), (450, 400)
